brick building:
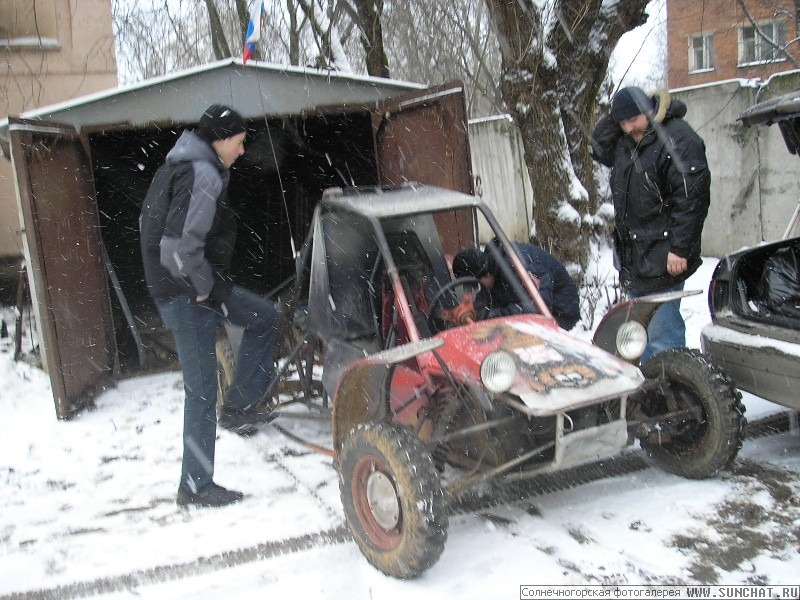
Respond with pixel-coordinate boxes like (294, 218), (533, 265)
(667, 0), (800, 89)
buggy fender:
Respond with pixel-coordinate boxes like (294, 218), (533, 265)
(332, 338), (443, 455)
(593, 290), (701, 361)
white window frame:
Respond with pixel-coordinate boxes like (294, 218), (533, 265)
(688, 32), (715, 73)
(738, 19), (787, 66)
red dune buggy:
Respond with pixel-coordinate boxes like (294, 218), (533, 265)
(221, 183), (745, 579)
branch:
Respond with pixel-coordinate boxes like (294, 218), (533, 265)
(296, 0), (351, 70)
(296, 0), (327, 57)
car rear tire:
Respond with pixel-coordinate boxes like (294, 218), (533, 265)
(338, 422), (448, 579)
(639, 348), (746, 479)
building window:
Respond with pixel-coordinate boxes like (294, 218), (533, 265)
(739, 20), (787, 66)
(0, 0), (59, 50)
(689, 33), (715, 72)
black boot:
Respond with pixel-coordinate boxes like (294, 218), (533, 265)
(218, 406), (277, 435)
(176, 482), (244, 508)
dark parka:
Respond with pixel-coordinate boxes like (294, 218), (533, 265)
(139, 130), (237, 305)
(591, 90), (711, 295)
(490, 242), (581, 330)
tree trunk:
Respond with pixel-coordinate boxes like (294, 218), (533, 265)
(288, 0), (300, 65)
(354, 0), (390, 78)
(204, 0), (232, 59)
(235, 0), (250, 48)
(484, 0), (648, 280)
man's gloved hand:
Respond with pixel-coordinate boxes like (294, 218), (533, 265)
(196, 278), (233, 317)
(591, 114), (625, 168)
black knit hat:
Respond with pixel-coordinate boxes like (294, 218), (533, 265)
(197, 104), (247, 142)
(453, 248), (490, 278)
(611, 87), (653, 124)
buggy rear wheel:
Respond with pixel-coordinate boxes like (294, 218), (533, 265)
(638, 348), (746, 479)
(338, 422), (448, 579)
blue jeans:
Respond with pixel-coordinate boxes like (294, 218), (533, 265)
(628, 282), (685, 364)
(156, 285), (278, 492)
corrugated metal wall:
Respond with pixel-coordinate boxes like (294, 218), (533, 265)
(468, 115), (533, 244)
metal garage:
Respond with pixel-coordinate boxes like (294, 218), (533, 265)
(0, 58), (475, 419)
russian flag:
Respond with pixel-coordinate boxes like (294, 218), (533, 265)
(242, 1), (264, 64)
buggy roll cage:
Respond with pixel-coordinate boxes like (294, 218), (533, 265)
(271, 183), (555, 401)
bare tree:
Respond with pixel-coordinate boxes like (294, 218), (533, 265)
(205, 0), (233, 59)
(483, 0), (650, 274)
(380, 2), (502, 116)
(112, 1), (214, 82)
(351, 0), (390, 77)
(115, 0), (371, 72)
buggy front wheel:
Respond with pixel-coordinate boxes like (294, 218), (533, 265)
(638, 348), (746, 479)
(338, 422), (448, 579)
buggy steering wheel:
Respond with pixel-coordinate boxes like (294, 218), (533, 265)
(426, 276), (491, 333)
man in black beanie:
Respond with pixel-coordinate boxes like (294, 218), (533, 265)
(140, 104), (279, 508)
(591, 87), (711, 363)
(197, 104), (247, 146)
(609, 86), (653, 133)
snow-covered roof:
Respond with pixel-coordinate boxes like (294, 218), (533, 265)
(0, 58), (424, 155)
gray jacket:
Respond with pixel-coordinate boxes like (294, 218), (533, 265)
(140, 130), (237, 302)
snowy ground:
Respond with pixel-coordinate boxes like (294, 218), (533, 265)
(1, 258), (799, 599)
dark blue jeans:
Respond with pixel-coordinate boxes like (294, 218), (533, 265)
(628, 282), (686, 364)
(156, 285), (278, 493)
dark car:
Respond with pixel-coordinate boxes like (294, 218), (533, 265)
(701, 90), (800, 412)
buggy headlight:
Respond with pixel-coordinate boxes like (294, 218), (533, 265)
(616, 321), (648, 361)
(480, 351), (516, 394)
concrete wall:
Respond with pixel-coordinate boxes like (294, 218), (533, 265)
(671, 81), (761, 257)
(673, 72), (800, 257)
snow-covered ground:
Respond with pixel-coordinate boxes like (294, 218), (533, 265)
(1, 257), (798, 599)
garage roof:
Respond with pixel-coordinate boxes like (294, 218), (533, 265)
(0, 58), (424, 155)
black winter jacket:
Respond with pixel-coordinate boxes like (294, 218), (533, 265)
(139, 130), (237, 303)
(591, 90), (711, 294)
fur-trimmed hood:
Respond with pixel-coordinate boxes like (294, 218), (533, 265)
(649, 89), (688, 124)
